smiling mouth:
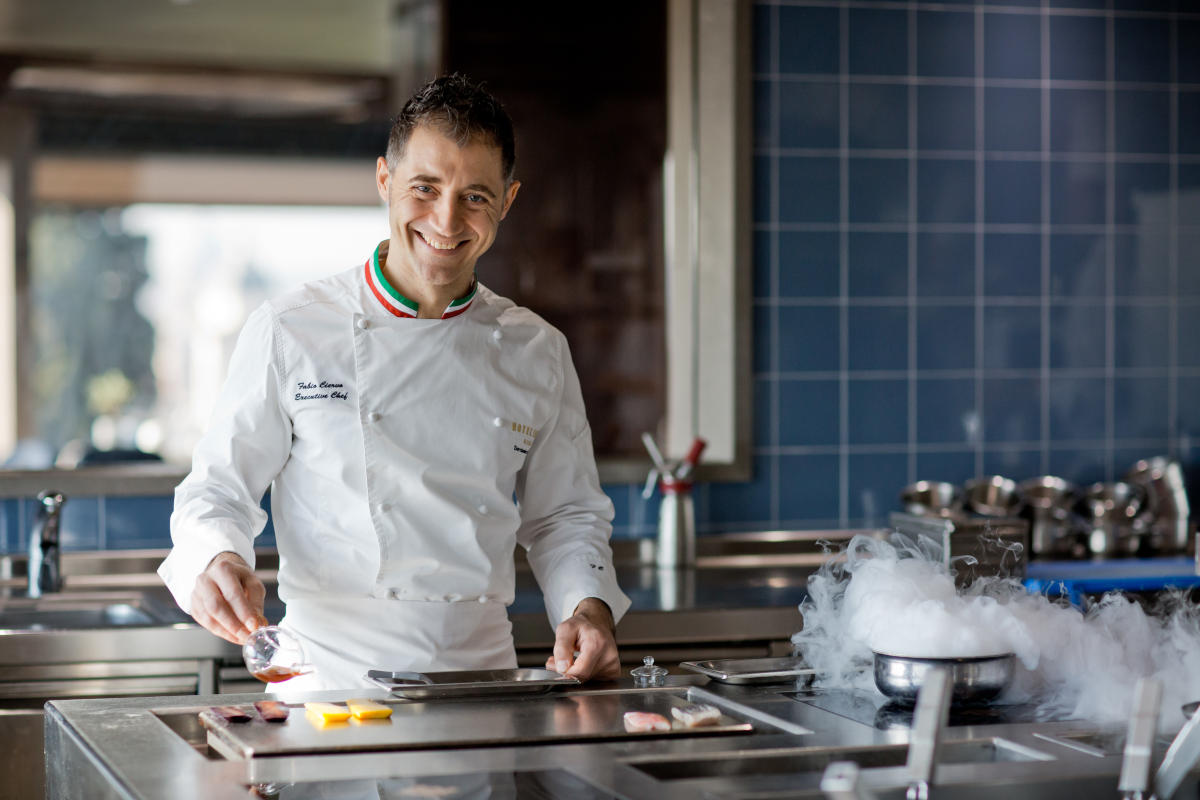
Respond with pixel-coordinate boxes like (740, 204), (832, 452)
(417, 231), (466, 251)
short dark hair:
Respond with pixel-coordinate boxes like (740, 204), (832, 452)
(385, 73), (516, 184)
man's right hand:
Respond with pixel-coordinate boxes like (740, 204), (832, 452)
(189, 552), (268, 644)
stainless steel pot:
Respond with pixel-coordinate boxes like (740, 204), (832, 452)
(900, 481), (960, 516)
(1078, 481), (1145, 556)
(963, 476), (1020, 517)
(872, 651), (1014, 706)
(1017, 476), (1081, 558)
(1184, 700), (1198, 721)
(1126, 456), (1191, 554)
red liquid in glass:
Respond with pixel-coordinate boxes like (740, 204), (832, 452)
(252, 665), (304, 683)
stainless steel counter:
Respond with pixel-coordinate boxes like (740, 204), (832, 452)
(44, 677), (1193, 800)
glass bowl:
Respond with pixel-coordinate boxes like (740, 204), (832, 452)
(242, 625), (312, 683)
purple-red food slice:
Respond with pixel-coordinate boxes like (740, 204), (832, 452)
(210, 705), (252, 723)
(254, 700), (290, 722)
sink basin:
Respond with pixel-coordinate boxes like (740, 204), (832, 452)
(0, 594), (167, 631)
(628, 738), (1053, 782)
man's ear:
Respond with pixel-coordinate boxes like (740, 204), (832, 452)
(500, 180), (521, 220)
(375, 157), (390, 204)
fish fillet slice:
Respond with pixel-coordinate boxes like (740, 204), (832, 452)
(623, 711), (670, 733)
(671, 703), (722, 728)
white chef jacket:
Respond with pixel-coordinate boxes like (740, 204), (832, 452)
(159, 242), (631, 690)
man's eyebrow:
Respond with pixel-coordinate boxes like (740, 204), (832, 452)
(409, 174), (497, 200)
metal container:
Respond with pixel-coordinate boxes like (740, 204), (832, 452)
(1126, 456), (1191, 554)
(900, 481), (960, 516)
(656, 478), (695, 568)
(1077, 482), (1144, 557)
(873, 651), (1015, 706)
(888, 512), (1029, 586)
(963, 475), (1020, 517)
(1017, 476), (1081, 558)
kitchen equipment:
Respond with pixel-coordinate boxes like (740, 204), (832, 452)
(364, 667), (578, 699)
(872, 652), (1014, 706)
(197, 687), (755, 760)
(1117, 678), (1161, 800)
(1156, 694), (1200, 800)
(1126, 457), (1191, 555)
(641, 432), (700, 568)
(1078, 482), (1146, 557)
(1017, 476), (1083, 558)
(1184, 701), (1198, 720)
(656, 476), (695, 568)
(962, 476), (1020, 517)
(906, 667), (952, 800)
(243, 626), (312, 683)
(680, 656), (815, 685)
(27, 490), (65, 598)
(888, 512), (1029, 586)
(821, 761), (879, 800)
(899, 481), (959, 517)
(630, 656), (668, 688)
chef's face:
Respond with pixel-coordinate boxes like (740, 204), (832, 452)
(375, 123), (520, 294)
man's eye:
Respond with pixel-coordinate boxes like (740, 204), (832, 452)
(414, 185), (433, 194)
(467, 194), (486, 204)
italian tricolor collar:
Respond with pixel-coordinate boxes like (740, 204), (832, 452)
(364, 241), (477, 319)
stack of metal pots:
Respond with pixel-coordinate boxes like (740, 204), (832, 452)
(899, 457), (1193, 560)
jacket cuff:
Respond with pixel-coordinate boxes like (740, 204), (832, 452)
(157, 523), (256, 615)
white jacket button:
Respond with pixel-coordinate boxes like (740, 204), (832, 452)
(367, 411), (381, 423)
(491, 329), (503, 342)
(477, 504), (489, 515)
(357, 318), (371, 330)
(378, 503), (391, 514)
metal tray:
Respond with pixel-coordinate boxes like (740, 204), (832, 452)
(194, 688), (755, 759)
(364, 667), (580, 699)
(679, 656), (815, 685)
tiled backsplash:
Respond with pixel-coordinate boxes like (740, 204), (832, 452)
(616, 0), (1199, 537)
(3, 0), (1197, 553)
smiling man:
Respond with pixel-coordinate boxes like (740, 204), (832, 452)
(159, 74), (630, 690)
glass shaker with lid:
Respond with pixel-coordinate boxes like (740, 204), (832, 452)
(631, 656), (668, 687)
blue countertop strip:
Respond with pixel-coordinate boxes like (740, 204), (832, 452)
(1024, 557), (1200, 606)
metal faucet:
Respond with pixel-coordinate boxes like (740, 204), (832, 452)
(27, 490), (65, 598)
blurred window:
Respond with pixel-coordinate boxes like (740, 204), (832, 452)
(27, 203), (384, 467)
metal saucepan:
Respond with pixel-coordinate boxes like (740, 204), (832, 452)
(873, 651), (1015, 706)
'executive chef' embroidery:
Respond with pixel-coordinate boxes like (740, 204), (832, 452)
(296, 380), (350, 401)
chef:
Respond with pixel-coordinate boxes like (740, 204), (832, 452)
(158, 73), (631, 690)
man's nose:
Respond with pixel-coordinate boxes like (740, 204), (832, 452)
(429, 195), (462, 234)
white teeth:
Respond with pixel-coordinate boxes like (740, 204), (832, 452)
(420, 233), (459, 250)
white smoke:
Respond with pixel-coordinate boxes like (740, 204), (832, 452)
(792, 533), (1200, 730)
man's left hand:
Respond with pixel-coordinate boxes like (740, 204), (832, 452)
(546, 597), (619, 682)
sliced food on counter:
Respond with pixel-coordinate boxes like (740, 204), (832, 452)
(253, 700), (290, 722)
(670, 702), (722, 728)
(210, 705), (252, 723)
(346, 698), (393, 720)
(622, 711), (670, 733)
(304, 702), (352, 724)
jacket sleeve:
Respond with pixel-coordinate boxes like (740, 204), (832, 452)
(157, 303), (292, 614)
(514, 331), (632, 630)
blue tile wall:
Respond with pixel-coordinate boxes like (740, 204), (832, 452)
(5, 0), (1197, 549)
(633, 0), (1200, 535)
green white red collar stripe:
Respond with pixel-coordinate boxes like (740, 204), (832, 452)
(364, 243), (477, 319)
